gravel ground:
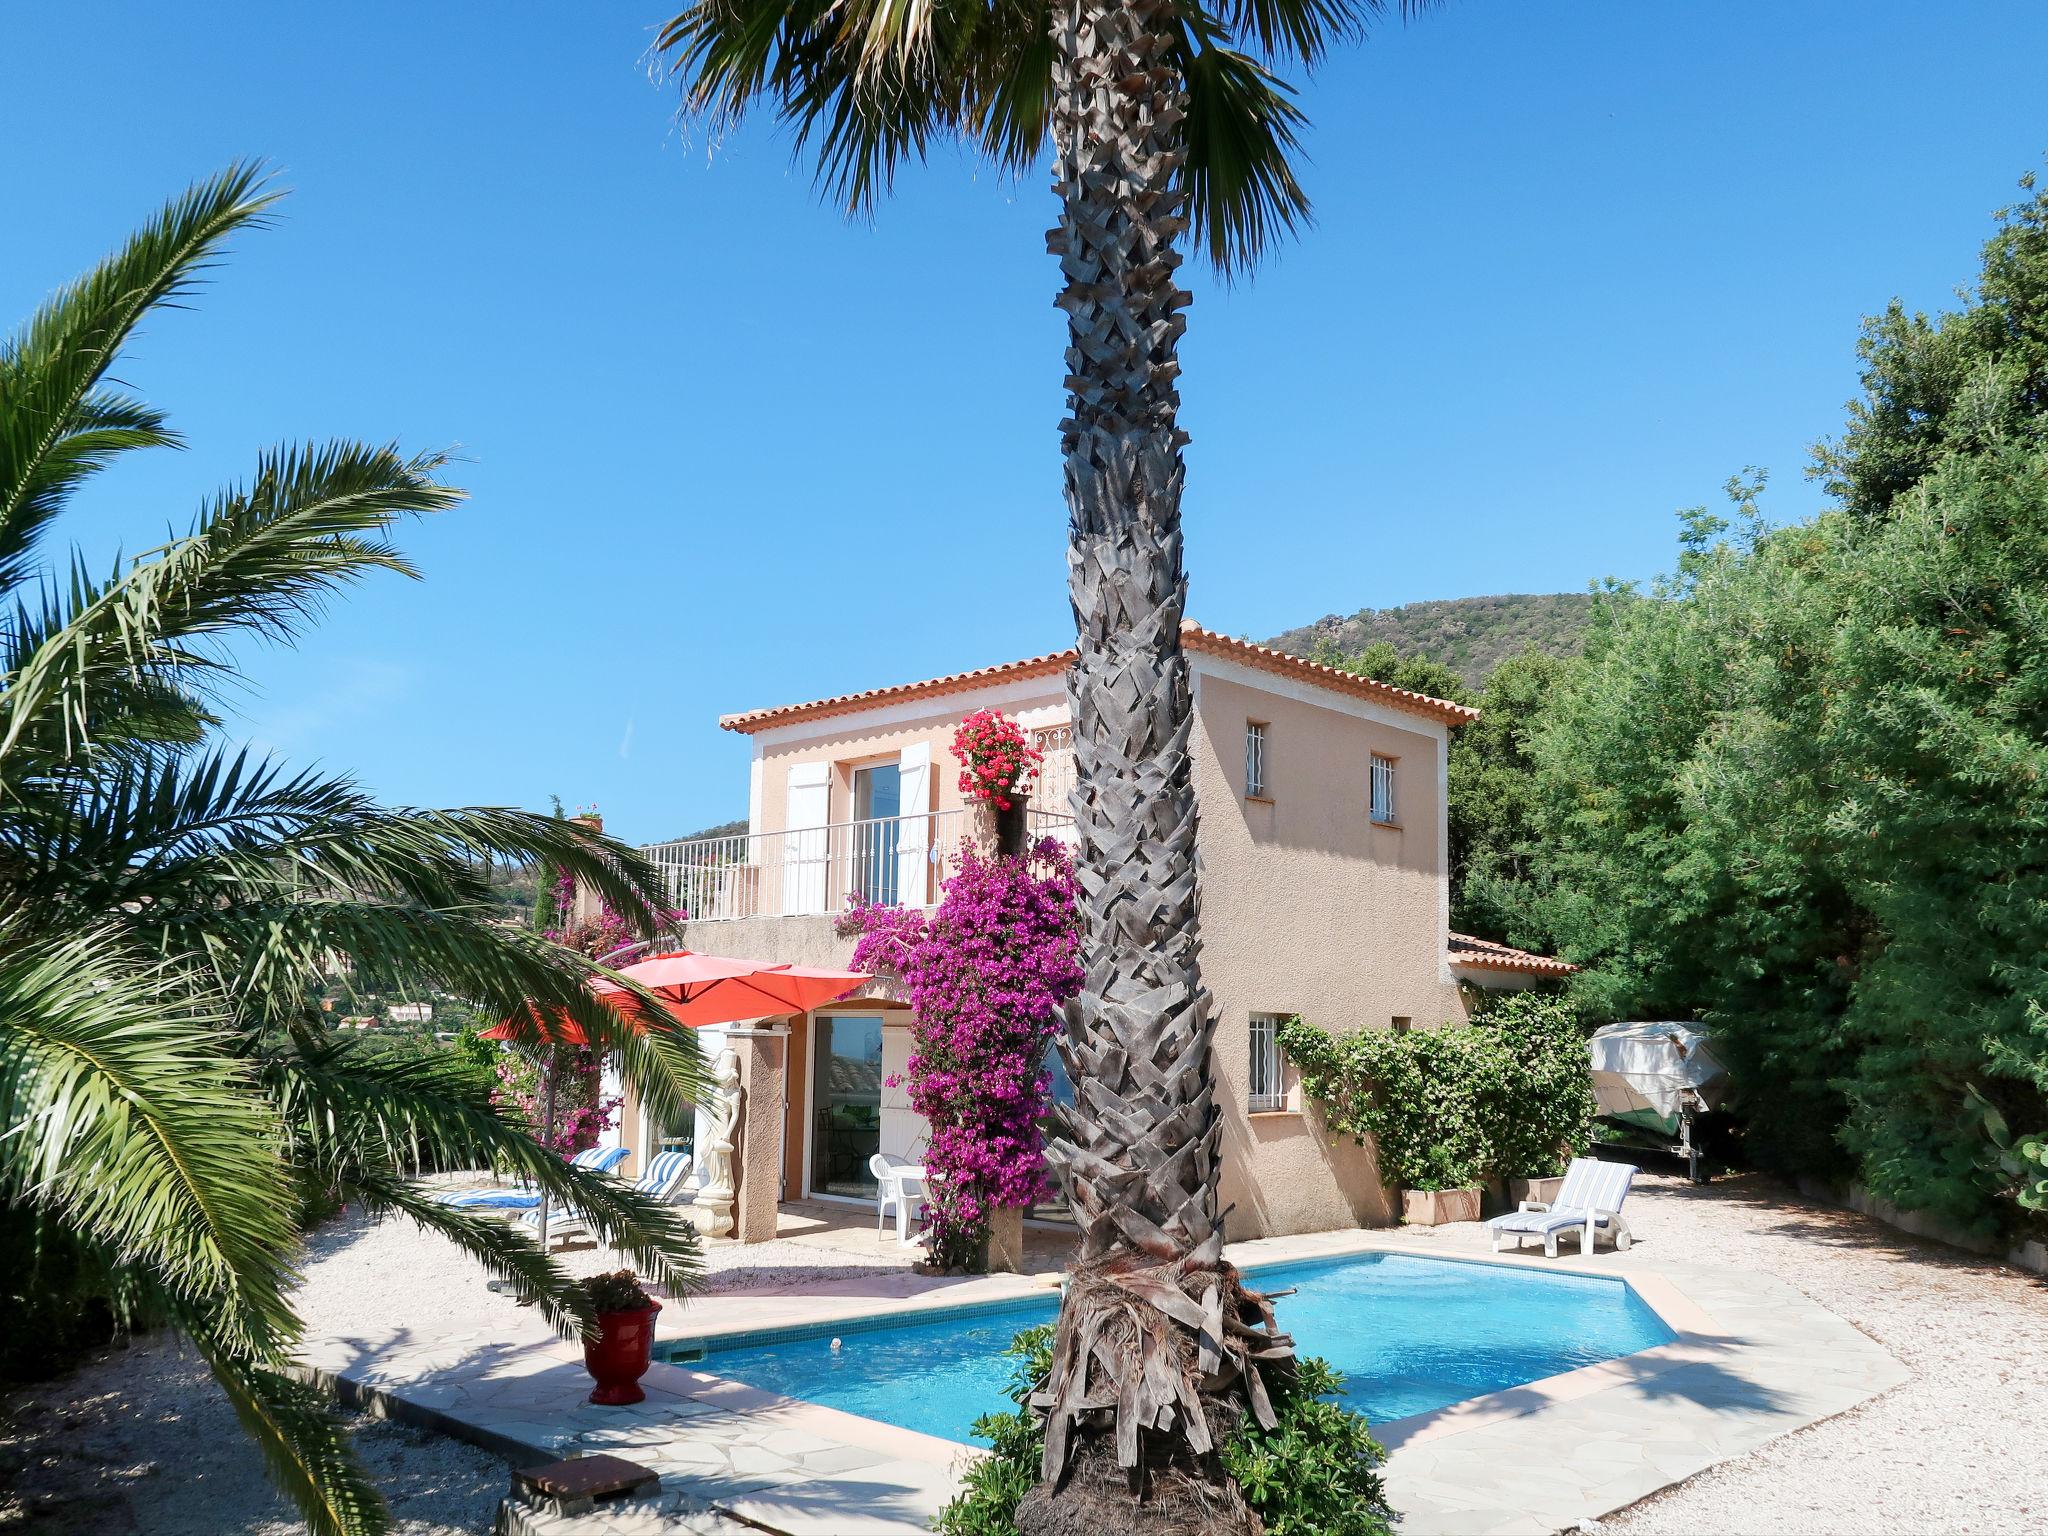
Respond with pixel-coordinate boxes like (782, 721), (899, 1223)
(4, 1173), (2040, 1535)
(1596, 1172), (2047, 1536)
(0, 1332), (502, 1534)
(0, 1189), (915, 1536)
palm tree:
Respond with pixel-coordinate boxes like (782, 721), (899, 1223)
(0, 165), (707, 1536)
(657, 4), (1422, 1529)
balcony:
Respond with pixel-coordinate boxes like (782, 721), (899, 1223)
(642, 807), (1075, 923)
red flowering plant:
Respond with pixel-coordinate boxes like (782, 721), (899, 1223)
(951, 709), (1041, 812)
(836, 839), (1082, 1270)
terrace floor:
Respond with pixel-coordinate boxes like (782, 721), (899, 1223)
(289, 1178), (1921, 1536)
(7, 1173), (2042, 1534)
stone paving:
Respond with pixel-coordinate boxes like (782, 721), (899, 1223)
(1360, 1224), (1912, 1535)
(301, 1221), (1908, 1536)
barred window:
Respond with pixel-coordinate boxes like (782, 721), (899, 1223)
(1370, 753), (1397, 824)
(1249, 1014), (1288, 1112)
(1245, 721), (1269, 799)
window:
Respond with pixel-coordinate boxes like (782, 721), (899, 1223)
(1248, 1013), (1288, 1112)
(1391, 1016), (1413, 1035)
(1244, 721), (1269, 799)
(1370, 753), (1397, 824)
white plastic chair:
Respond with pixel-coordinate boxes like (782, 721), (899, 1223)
(870, 1152), (927, 1246)
(1486, 1157), (1638, 1257)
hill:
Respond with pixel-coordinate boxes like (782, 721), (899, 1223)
(1265, 593), (1597, 685)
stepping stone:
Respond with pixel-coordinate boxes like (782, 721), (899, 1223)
(511, 1454), (661, 1517)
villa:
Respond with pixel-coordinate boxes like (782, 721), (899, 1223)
(611, 620), (1573, 1246)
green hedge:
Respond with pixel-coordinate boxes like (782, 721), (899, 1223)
(936, 1325), (1394, 1536)
(1278, 993), (1593, 1191)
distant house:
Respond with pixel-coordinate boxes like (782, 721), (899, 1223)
(616, 621), (1569, 1240)
(386, 1002), (434, 1024)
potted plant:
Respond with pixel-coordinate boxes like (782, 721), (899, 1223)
(951, 709), (1042, 853)
(579, 1270), (662, 1405)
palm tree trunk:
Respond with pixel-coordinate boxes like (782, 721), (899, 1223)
(1020, 1), (1292, 1530)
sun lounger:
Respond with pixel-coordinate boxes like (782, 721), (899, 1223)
(1486, 1156), (1637, 1257)
(433, 1143), (630, 1209)
(523, 1149), (694, 1246)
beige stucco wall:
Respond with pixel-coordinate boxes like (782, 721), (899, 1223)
(1187, 659), (1465, 1240)
(650, 659), (1468, 1240)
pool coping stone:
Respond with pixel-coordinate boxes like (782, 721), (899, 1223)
(299, 1225), (1907, 1536)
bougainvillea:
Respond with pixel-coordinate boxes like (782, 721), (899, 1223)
(491, 1046), (618, 1155)
(838, 838), (1082, 1269)
(951, 708), (1041, 812)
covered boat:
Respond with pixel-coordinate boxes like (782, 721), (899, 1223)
(1588, 1021), (1729, 1182)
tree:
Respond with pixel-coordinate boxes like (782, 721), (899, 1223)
(1446, 648), (1569, 939)
(656, 3), (1426, 1527)
(0, 167), (707, 1536)
(1513, 174), (2048, 1236)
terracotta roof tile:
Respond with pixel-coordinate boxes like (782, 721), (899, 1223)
(718, 650), (1074, 733)
(1448, 932), (1578, 977)
(719, 621), (1479, 734)
(1178, 622), (1480, 726)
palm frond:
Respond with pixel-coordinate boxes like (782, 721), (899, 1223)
(272, 1037), (703, 1302)
(1174, 23), (1313, 275)
(182, 1320), (392, 1536)
(179, 897), (706, 1125)
(0, 440), (460, 769)
(0, 162), (278, 593)
(0, 922), (300, 1360)
(344, 1173), (600, 1335)
(658, 0), (1427, 272)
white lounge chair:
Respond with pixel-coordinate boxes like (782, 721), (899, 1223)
(434, 1143), (629, 1210)
(870, 1152), (927, 1246)
(1486, 1156), (1638, 1257)
(523, 1148), (694, 1246)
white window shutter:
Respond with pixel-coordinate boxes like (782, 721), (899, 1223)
(895, 743), (932, 905)
(782, 762), (831, 915)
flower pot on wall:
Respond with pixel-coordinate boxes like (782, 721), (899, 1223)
(1401, 1187), (1483, 1227)
(1510, 1175), (1566, 1207)
(584, 1301), (662, 1405)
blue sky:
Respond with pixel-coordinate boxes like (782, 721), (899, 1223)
(3, 2), (2044, 842)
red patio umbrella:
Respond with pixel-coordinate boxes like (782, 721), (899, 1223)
(482, 950), (870, 1251)
(482, 951), (872, 1044)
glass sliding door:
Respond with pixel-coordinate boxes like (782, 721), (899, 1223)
(810, 1014), (883, 1198)
(851, 762), (901, 906)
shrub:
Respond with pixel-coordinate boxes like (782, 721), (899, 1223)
(936, 1325), (1394, 1536)
(1279, 994), (1592, 1192)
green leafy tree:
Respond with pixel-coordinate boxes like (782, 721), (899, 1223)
(1448, 648), (1569, 938)
(0, 168), (707, 1535)
(1514, 173), (2048, 1235)
(654, 2), (1432, 1529)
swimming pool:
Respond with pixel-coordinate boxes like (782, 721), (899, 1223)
(669, 1252), (1674, 1443)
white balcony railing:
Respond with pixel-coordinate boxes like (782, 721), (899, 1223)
(643, 807), (1076, 923)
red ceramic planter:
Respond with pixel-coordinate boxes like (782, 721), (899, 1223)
(584, 1301), (662, 1405)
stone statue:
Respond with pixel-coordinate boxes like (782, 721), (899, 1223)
(693, 1047), (742, 1239)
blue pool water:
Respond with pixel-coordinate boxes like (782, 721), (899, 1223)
(678, 1253), (1672, 1443)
